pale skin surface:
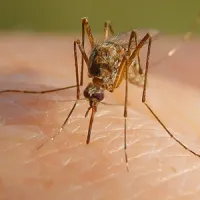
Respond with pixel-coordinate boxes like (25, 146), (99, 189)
(0, 33), (200, 200)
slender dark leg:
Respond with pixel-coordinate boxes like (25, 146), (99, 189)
(113, 33), (151, 89)
(80, 18), (85, 86)
(122, 32), (144, 172)
(81, 18), (95, 48)
(37, 40), (81, 150)
(104, 21), (115, 40)
(0, 40), (89, 95)
(0, 85), (77, 94)
(127, 30), (143, 75)
(124, 58), (129, 172)
(75, 39), (89, 69)
(111, 32), (147, 171)
(80, 18), (95, 86)
(0, 19), (94, 94)
(141, 35), (200, 158)
(127, 33), (151, 68)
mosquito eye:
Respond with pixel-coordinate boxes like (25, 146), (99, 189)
(84, 89), (104, 101)
(90, 63), (101, 76)
(92, 92), (104, 101)
(84, 85), (104, 102)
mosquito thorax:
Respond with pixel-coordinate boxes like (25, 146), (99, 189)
(83, 83), (104, 103)
(88, 42), (123, 78)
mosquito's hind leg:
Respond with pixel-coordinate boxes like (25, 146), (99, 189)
(141, 33), (200, 158)
(110, 32), (149, 171)
(113, 32), (153, 171)
(37, 40), (82, 150)
(104, 21), (115, 40)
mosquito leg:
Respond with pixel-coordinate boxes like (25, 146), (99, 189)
(80, 18), (85, 86)
(104, 21), (115, 40)
(127, 30), (143, 74)
(115, 32), (149, 171)
(0, 37), (91, 95)
(75, 39), (89, 71)
(141, 35), (200, 158)
(37, 40), (81, 150)
(141, 36), (152, 104)
(81, 17), (95, 48)
(124, 58), (129, 172)
(112, 32), (150, 90)
(0, 85), (77, 94)
(110, 32), (146, 171)
(109, 57), (129, 171)
(37, 101), (78, 150)
(127, 33), (151, 68)
(0, 42), (87, 95)
(80, 17), (95, 86)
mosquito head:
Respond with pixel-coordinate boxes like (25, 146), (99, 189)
(83, 83), (104, 106)
(89, 42), (122, 77)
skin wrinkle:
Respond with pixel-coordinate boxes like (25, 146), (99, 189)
(159, 165), (200, 183)
(1, 34), (200, 200)
(131, 162), (198, 199)
(128, 141), (174, 161)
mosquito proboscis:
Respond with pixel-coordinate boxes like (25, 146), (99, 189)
(0, 14), (199, 172)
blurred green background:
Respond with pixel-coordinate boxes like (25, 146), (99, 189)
(0, 0), (200, 34)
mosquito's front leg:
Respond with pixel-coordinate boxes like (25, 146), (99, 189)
(81, 17), (95, 49)
(80, 17), (95, 86)
(0, 41), (89, 95)
(75, 39), (89, 73)
(37, 39), (84, 150)
(0, 85), (77, 95)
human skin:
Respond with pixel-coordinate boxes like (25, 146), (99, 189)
(0, 33), (200, 200)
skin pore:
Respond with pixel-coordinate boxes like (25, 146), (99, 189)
(0, 33), (200, 200)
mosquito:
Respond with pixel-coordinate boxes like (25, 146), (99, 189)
(0, 16), (199, 172)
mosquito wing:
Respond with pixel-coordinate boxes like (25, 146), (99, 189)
(106, 29), (161, 49)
